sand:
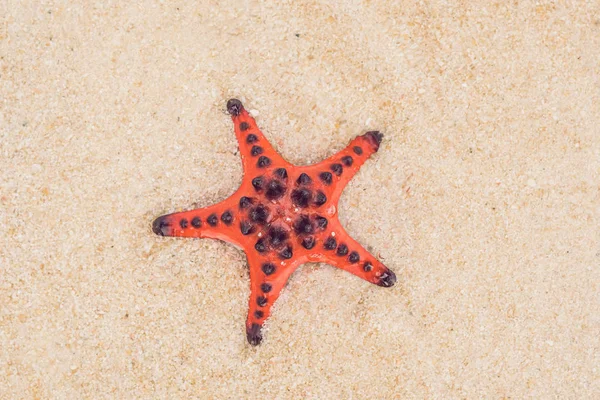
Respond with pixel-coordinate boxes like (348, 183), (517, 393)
(1, 1), (599, 398)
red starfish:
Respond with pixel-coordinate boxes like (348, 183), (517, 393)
(152, 99), (396, 345)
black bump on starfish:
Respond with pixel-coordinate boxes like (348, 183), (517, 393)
(256, 296), (268, 307)
(324, 236), (337, 250)
(268, 226), (289, 247)
(319, 171), (332, 185)
(279, 245), (293, 259)
(257, 156), (271, 168)
(252, 176), (264, 191)
(314, 191), (327, 206)
(255, 238), (267, 253)
(274, 168), (288, 179)
(207, 214), (218, 226)
(221, 211), (233, 225)
(291, 188), (312, 208)
(250, 204), (269, 224)
(261, 262), (276, 275)
(240, 221), (255, 235)
(293, 215), (314, 235)
(260, 283), (272, 293)
(227, 98), (243, 116)
(336, 244), (348, 256)
(330, 163), (343, 176)
(239, 196), (253, 209)
(152, 216), (170, 236)
(314, 215), (328, 230)
(364, 131), (384, 150)
(246, 134), (258, 143)
(191, 216), (202, 228)
(265, 180), (286, 201)
(251, 146), (264, 156)
(301, 236), (316, 249)
(296, 173), (312, 185)
(377, 270), (397, 287)
(247, 323), (262, 345)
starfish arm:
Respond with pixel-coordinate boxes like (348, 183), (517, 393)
(152, 195), (248, 246)
(306, 131), (385, 199)
(245, 255), (299, 345)
(226, 99), (289, 172)
(316, 221), (397, 288)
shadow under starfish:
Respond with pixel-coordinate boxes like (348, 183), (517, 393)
(152, 99), (397, 345)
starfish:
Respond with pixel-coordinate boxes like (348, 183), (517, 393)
(152, 99), (396, 345)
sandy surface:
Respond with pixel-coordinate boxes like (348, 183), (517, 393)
(1, 1), (599, 398)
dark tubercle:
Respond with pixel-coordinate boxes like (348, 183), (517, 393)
(221, 211), (233, 225)
(364, 131), (384, 151)
(353, 146), (363, 155)
(246, 134), (258, 144)
(341, 155), (353, 166)
(348, 251), (360, 263)
(261, 262), (276, 275)
(319, 171), (333, 185)
(152, 216), (170, 236)
(330, 163), (343, 176)
(207, 213), (218, 226)
(247, 323), (262, 346)
(254, 310), (264, 319)
(191, 216), (202, 228)
(293, 215), (314, 235)
(279, 245), (293, 259)
(314, 191), (327, 206)
(336, 244), (348, 256)
(257, 156), (271, 168)
(296, 173), (312, 185)
(314, 215), (328, 230)
(255, 238), (267, 253)
(251, 145), (263, 156)
(252, 176), (264, 191)
(240, 121), (250, 131)
(179, 218), (188, 229)
(239, 196), (254, 209)
(226, 98), (243, 116)
(291, 188), (312, 208)
(250, 204), (269, 224)
(265, 180), (286, 201)
(363, 262), (373, 272)
(261, 283), (272, 293)
(301, 236), (316, 249)
(268, 226), (289, 247)
(377, 270), (397, 287)
(256, 296), (268, 307)
(274, 168), (288, 179)
(324, 236), (337, 250)
(240, 221), (255, 235)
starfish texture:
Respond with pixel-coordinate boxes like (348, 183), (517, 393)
(152, 99), (396, 345)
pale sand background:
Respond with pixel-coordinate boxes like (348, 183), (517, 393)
(1, 1), (599, 398)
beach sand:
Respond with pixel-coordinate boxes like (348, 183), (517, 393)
(1, 1), (599, 398)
